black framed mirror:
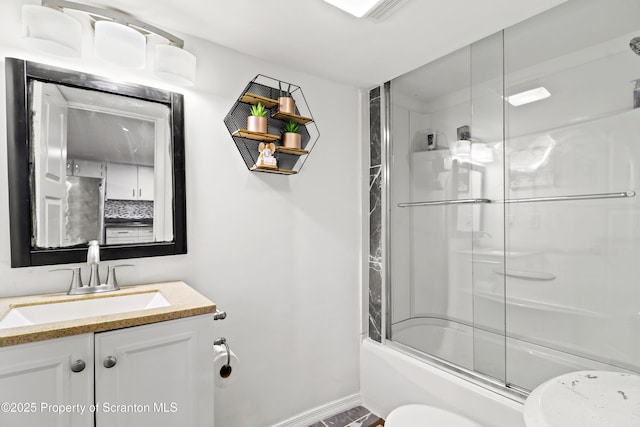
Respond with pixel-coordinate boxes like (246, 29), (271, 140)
(5, 58), (186, 267)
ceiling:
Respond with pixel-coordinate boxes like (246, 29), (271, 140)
(392, 0), (640, 110)
(79, 0), (567, 88)
(58, 84), (163, 166)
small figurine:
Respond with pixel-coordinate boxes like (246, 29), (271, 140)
(256, 142), (277, 169)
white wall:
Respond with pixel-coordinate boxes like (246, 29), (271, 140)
(0, 1), (362, 425)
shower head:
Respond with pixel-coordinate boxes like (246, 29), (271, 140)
(630, 37), (640, 55)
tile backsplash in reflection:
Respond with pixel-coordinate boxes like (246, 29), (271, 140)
(105, 200), (154, 220)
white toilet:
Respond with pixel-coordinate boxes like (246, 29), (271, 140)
(386, 404), (483, 427)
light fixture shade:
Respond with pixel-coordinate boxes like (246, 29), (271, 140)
(154, 45), (196, 86)
(94, 21), (146, 68)
(22, 5), (82, 57)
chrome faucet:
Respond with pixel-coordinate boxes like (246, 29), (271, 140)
(52, 241), (133, 295)
(87, 240), (101, 288)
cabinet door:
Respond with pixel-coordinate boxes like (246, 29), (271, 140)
(106, 163), (137, 200)
(137, 166), (154, 201)
(137, 226), (154, 243)
(95, 315), (214, 427)
(72, 159), (104, 178)
(0, 334), (94, 427)
(105, 227), (138, 244)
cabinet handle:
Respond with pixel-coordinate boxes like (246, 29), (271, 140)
(103, 356), (117, 368)
(132, 189), (135, 197)
(70, 359), (86, 373)
(139, 189), (142, 198)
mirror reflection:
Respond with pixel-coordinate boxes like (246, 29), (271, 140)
(30, 81), (174, 249)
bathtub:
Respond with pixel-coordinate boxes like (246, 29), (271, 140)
(361, 316), (636, 427)
(390, 317), (631, 392)
(360, 338), (526, 427)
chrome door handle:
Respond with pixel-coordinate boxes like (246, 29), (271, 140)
(103, 356), (117, 368)
(70, 359), (86, 373)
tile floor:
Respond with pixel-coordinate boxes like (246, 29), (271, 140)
(307, 405), (384, 427)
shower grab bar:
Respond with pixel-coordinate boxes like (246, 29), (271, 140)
(502, 191), (635, 204)
(398, 198), (491, 208)
(493, 268), (556, 281)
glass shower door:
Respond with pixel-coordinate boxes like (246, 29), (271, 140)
(387, 0), (640, 397)
(389, 46), (479, 371)
(389, 38), (509, 383)
(502, 0), (640, 391)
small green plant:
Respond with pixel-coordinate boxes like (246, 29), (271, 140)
(282, 121), (299, 133)
(250, 102), (267, 117)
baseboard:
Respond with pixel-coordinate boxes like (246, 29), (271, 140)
(271, 393), (363, 427)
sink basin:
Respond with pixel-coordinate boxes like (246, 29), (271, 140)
(0, 291), (170, 329)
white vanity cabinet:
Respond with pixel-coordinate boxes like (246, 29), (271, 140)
(95, 315), (214, 427)
(106, 163), (154, 201)
(0, 315), (214, 427)
(0, 334), (94, 427)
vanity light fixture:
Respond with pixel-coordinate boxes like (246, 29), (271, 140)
(22, 0), (197, 85)
(506, 87), (551, 107)
(322, 0), (408, 20)
(154, 44), (197, 87)
(94, 20), (146, 69)
(21, 4), (82, 57)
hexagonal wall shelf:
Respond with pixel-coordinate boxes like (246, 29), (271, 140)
(224, 75), (320, 175)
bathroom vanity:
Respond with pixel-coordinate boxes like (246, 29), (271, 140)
(0, 282), (215, 427)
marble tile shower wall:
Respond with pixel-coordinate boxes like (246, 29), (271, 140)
(369, 87), (382, 343)
(104, 200), (154, 220)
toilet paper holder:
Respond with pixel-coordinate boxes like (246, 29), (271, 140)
(214, 337), (232, 378)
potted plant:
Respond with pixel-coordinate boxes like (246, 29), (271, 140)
(282, 120), (301, 149)
(278, 83), (295, 114)
(247, 102), (267, 133)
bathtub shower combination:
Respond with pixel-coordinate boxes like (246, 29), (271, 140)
(376, 0), (640, 399)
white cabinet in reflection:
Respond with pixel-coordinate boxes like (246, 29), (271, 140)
(106, 226), (154, 244)
(137, 166), (154, 201)
(106, 163), (137, 200)
(68, 159), (105, 179)
(106, 163), (154, 201)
